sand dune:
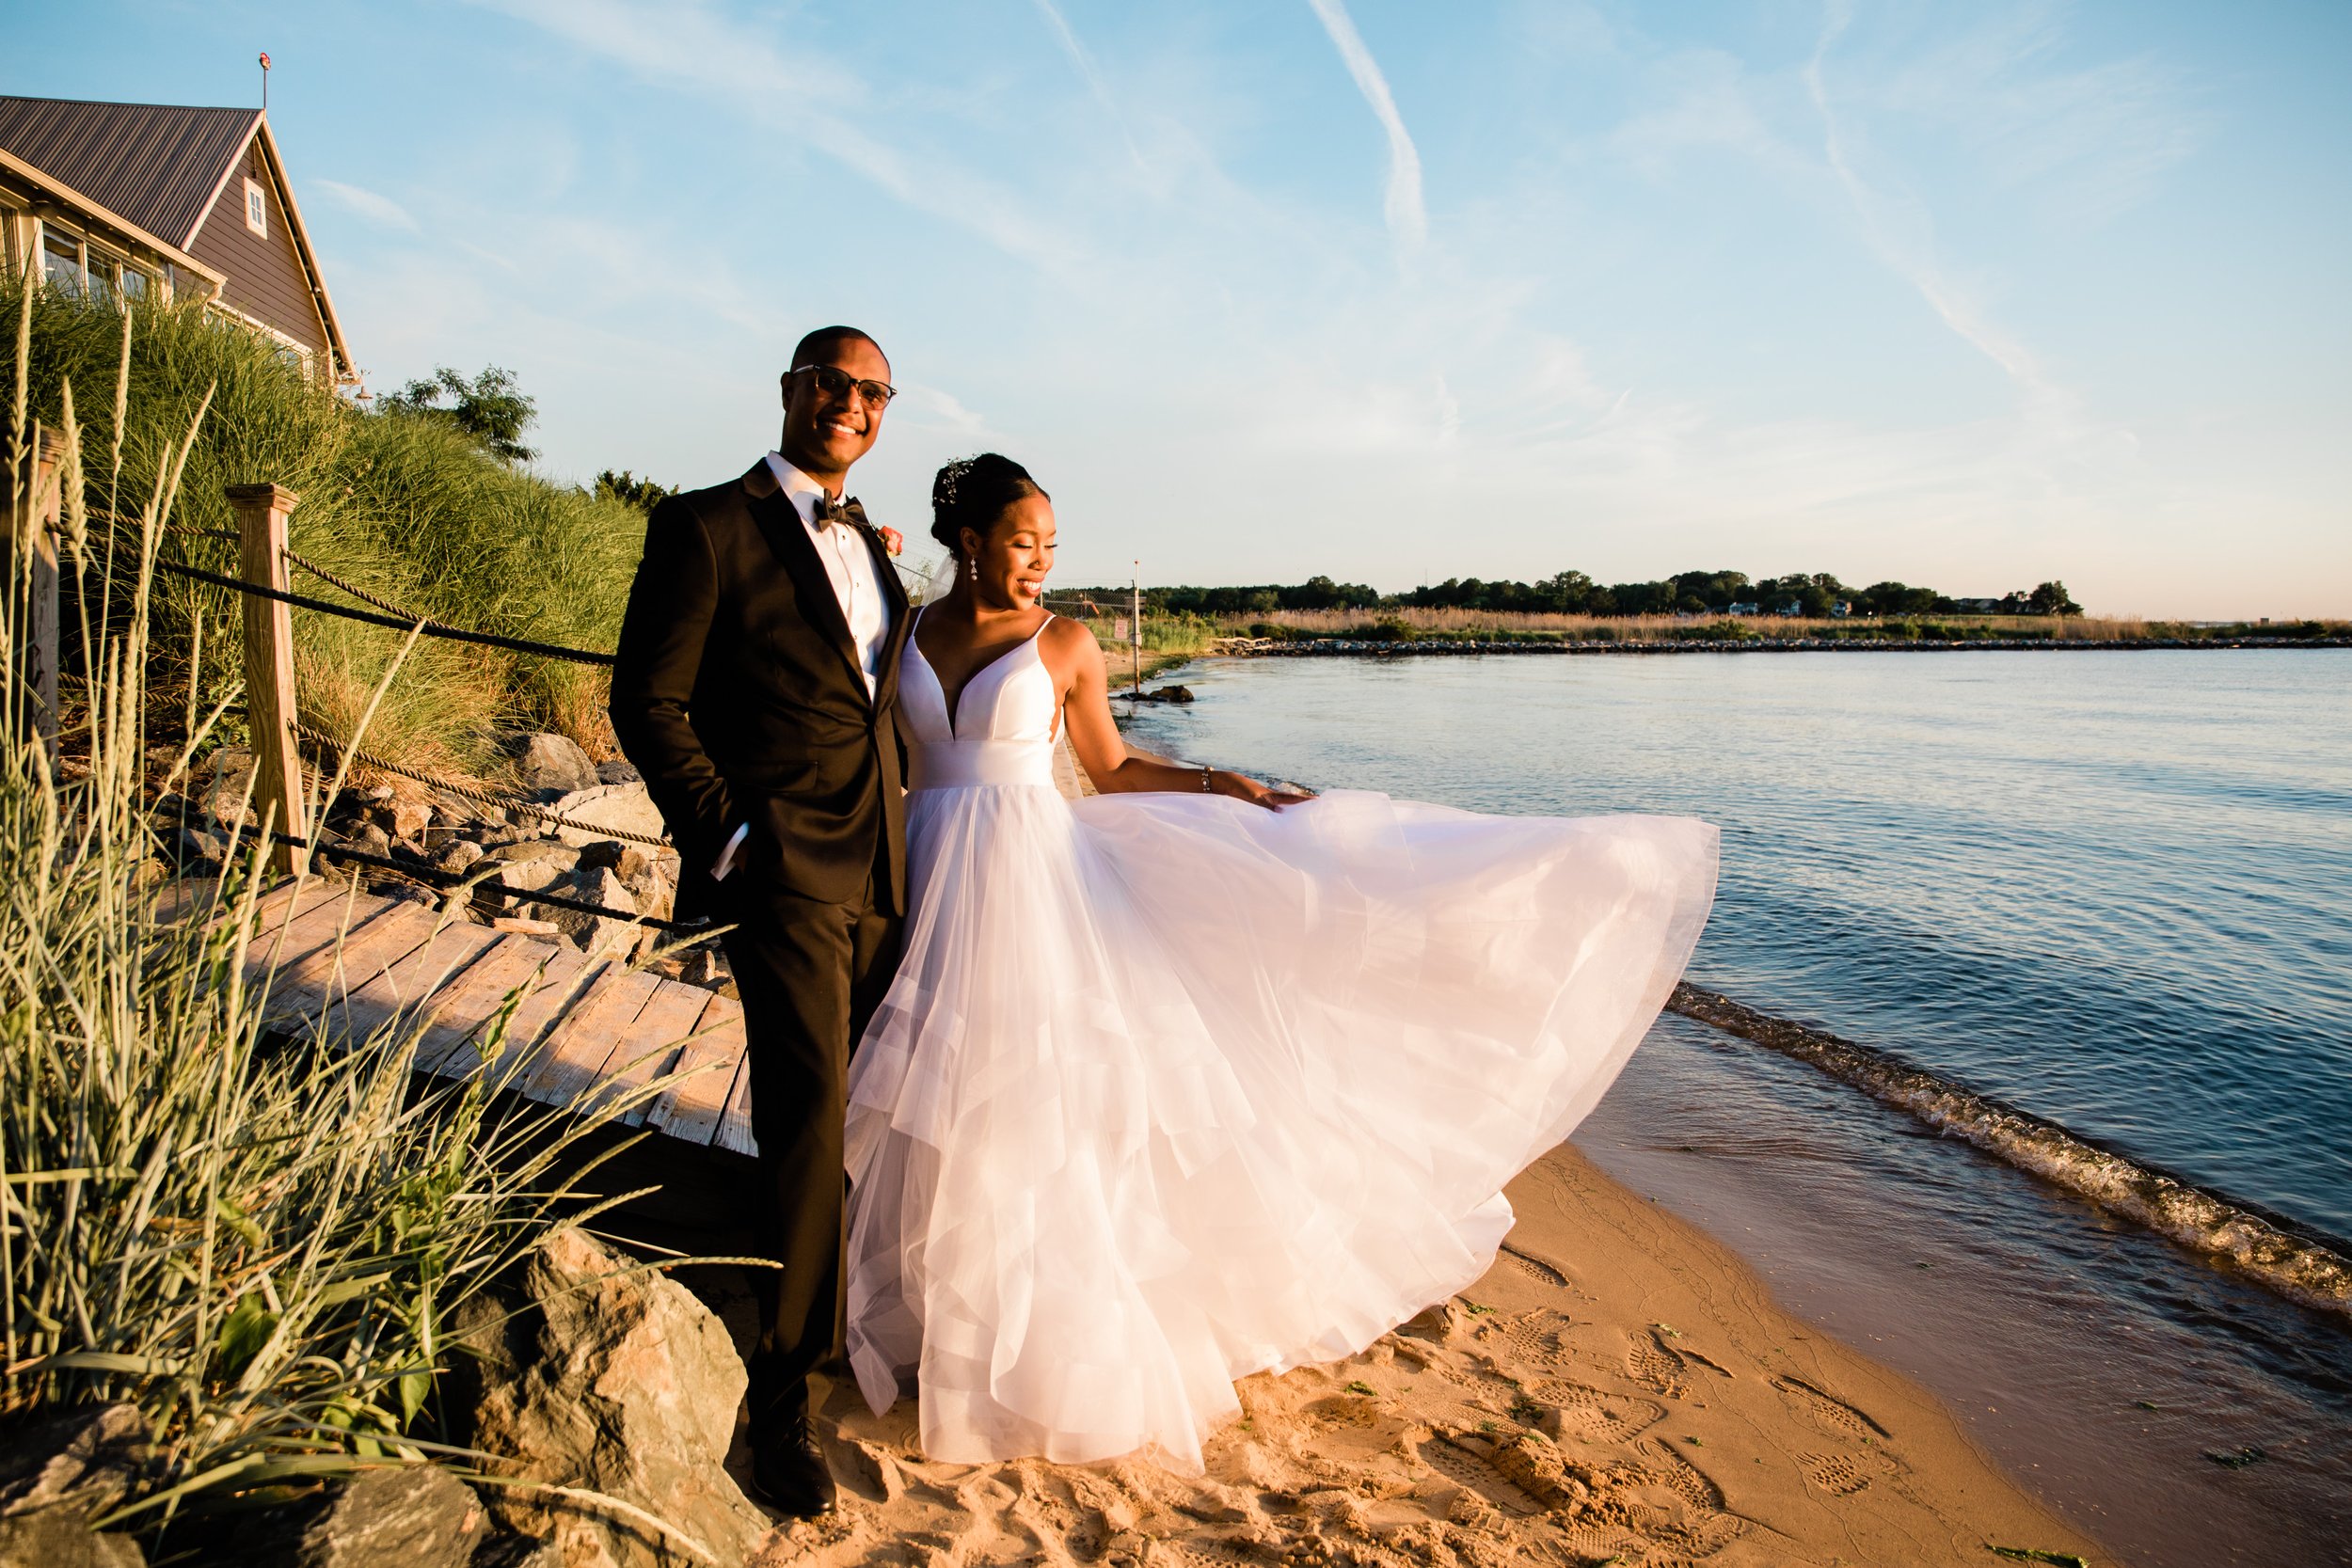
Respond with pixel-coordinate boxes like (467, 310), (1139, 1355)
(742, 1142), (2104, 1567)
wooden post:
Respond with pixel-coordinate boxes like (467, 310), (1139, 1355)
(1130, 565), (1142, 699)
(227, 483), (305, 873)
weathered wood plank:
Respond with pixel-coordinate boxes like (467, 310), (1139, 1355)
(413, 934), (571, 1079)
(264, 896), (438, 1029)
(607, 984), (722, 1128)
(713, 1058), (758, 1156)
(324, 917), (505, 1046)
(202, 878), (747, 1153)
(246, 879), (378, 974)
(644, 994), (745, 1146)
(517, 962), (664, 1110)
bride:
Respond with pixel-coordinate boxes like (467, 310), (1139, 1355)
(843, 453), (1718, 1471)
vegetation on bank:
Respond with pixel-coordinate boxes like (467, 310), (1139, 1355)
(1065, 569), (2089, 621)
(6, 277), (646, 781)
(3, 289), (676, 1552)
(1078, 606), (2346, 677)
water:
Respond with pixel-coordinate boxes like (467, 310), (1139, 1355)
(1120, 649), (2352, 1563)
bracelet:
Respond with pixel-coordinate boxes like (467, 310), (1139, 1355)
(1200, 764), (1213, 794)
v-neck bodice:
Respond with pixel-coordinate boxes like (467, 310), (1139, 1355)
(903, 613), (1058, 790)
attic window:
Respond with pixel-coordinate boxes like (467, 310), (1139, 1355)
(245, 178), (268, 238)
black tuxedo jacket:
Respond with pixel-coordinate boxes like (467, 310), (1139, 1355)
(610, 459), (914, 924)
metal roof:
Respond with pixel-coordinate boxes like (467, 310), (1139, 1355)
(0, 96), (261, 248)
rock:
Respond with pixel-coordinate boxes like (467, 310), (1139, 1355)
(457, 1230), (776, 1568)
(544, 784), (667, 851)
(437, 839), (485, 876)
(0, 1404), (147, 1568)
(233, 1465), (485, 1568)
(676, 947), (730, 990)
(341, 822), (392, 859)
(596, 759), (642, 785)
(1149, 684), (1195, 703)
(373, 797), (434, 842)
(487, 841), (579, 895)
(0, 1404), (146, 1519)
(175, 826), (226, 866)
(621, 855), (675, 924)
(196, 747), (254, 827)
(516, 735), (598, 797)
(0, 1509), (143, 1567)
(550, 868), (639, 959)
(575, 840), (628, 873)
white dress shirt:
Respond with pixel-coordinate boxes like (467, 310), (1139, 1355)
(712, 453), (898, 879)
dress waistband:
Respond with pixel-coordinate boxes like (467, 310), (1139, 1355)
(908, 739), (1057, 791)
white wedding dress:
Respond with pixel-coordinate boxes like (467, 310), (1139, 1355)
(842, 617), (1718, 1470)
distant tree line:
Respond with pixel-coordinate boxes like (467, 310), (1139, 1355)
(1062, 571), (2081, 618)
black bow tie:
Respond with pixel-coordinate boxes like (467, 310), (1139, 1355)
(811, 494), (864, 531)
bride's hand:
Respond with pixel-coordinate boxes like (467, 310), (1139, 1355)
(1213, 769), (1316, 811)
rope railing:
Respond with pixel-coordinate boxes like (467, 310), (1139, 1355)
(152, 557), (618, 665)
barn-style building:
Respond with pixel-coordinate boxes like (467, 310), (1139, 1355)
(0, 96), (356, 384)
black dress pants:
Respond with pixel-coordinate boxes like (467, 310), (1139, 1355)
(717, 864), (900, 1435)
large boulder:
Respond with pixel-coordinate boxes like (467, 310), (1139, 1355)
(232, 1465), (485, 1568)
(549, 868), (640, 959)
(487, 841), (579, 895)
(0, 1405), (147, 1568)
(545, 784), (668, 851)
(457, 1230), (775, 1568)
(517, 735), (599, 797)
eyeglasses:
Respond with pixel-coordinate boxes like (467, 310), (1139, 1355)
(795, 363), (897, 409)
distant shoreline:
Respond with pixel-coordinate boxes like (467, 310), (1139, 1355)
(1215, 633), (2352, 657)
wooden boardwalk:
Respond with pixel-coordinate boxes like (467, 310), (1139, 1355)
(215, 877), (759, 1155)
(198, 733), (1111, 1153)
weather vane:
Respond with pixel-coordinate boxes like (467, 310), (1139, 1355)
(259, 52), (271, 111)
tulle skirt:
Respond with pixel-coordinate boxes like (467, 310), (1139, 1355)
(842, 784), (1717, 1470)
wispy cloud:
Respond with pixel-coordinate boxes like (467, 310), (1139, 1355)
(313, 178), (420, 233)
(1805, 0), (2072, 429)
(1304, 0), (1426, 259)
(1031, 0), (1149, 173)
(469, 0), (1078, 272)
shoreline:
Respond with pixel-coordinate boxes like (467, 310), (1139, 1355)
(741, 1139), (2105, 1566)
(1218, 634), (2352, 657)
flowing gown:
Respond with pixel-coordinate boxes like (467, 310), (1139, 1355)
(842, 617), (1718, 1470)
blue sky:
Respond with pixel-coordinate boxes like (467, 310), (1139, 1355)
(12, 1), (2349, 614)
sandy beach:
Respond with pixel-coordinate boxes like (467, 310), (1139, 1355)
(723, 1140), (2101, 1567)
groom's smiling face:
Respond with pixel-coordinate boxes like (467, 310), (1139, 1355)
(779, 333), (892, 483)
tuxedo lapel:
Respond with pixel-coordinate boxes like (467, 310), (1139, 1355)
(864, 524), (914, 711)
(742, 471), (868, 696)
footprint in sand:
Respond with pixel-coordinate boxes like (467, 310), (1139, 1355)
(1500, 1243), (1571, 1288)
(1770, 1373), (1892, 1440)
(1528, 1378), (1668, 1444)
(1625, 1334), (1692, 1398)
(1418, 1433), (1550, 1517)
(1796, 1448), (1897, 1497)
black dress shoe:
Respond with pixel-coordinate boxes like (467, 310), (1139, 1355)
(749, 1409), (837, 1518)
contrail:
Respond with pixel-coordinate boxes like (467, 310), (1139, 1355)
(1305, 0), (1426, 257)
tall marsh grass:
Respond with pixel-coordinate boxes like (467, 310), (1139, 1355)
(5, 269), (645, 779)
(2, 274), (674, 1546)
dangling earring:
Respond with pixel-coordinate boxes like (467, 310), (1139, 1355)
(968, 556), (978, 583)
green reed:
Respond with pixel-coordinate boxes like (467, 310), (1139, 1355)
(0, 264), (679, 1541)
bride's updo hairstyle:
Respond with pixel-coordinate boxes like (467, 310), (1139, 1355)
(930, 453), (1049, 559)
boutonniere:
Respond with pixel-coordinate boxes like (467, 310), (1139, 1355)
(873, 524), (904, 557)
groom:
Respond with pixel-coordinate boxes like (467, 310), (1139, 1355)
(609, 325), (912, 1516)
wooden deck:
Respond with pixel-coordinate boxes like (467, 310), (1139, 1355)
(210, 877), (758, 1155)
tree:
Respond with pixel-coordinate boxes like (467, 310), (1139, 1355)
(381, 365), (538, 463)
(594, 469), (676, 512)
(2027, 580), (2082, 616)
